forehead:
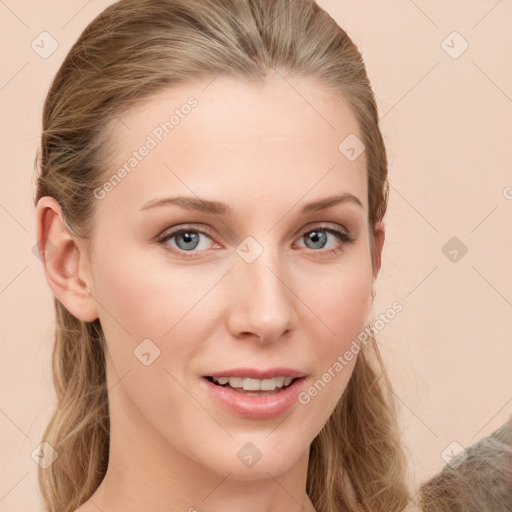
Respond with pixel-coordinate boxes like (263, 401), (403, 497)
(100, 73), (367, 216)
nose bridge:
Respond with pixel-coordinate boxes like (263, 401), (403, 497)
(230, 240), (296, 340)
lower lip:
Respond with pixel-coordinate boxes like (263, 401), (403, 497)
(201, 377), (307, 419)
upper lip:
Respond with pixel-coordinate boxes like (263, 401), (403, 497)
(205, 367), (307, 380)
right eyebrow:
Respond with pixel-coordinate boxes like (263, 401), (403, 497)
(140, 195), (231, 215)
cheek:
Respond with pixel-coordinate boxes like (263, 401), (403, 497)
(91, 239), (200, 332)
(296, 251), (373, 387)
(89, 244), (209, 424)
(293, 264), (372, 437)
(90, 241), (223, 381)
(311, 279), (371, 378)
(300, 254), (373, 344)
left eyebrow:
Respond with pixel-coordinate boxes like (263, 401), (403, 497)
(299, 193), (363, 213)
(139, 192), (363, 215)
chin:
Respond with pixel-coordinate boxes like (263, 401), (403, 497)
(222, 462), (293, 481)
(216, 446), (301, 481)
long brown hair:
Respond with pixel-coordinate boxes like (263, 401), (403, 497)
(34, 1), (411, 510)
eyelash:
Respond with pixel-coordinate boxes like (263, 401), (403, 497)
(156, 224), (355, 259)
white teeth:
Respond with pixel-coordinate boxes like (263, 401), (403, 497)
(228, 377), (244, 388)
(211, 376), (295, 391)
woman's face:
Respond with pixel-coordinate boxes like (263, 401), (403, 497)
(83, 72), (378, 480)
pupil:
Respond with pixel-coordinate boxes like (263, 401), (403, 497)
(306, 230), (326, 249)
(178, 231), (199, 250)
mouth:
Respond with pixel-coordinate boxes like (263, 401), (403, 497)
(201, 375), (308, 419)
(204, 375), (301, 396)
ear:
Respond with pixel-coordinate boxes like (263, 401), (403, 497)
(35, 197), (99, 322)
(372, 218), (385, 278)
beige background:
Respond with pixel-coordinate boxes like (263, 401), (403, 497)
(1, 0), (511, 510)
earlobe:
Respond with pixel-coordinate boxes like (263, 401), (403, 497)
(35, 197), (99, 322)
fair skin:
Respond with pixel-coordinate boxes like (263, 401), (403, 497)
(36, 72), (384, 512)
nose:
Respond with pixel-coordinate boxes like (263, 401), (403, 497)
(226, 247), (298, 344)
